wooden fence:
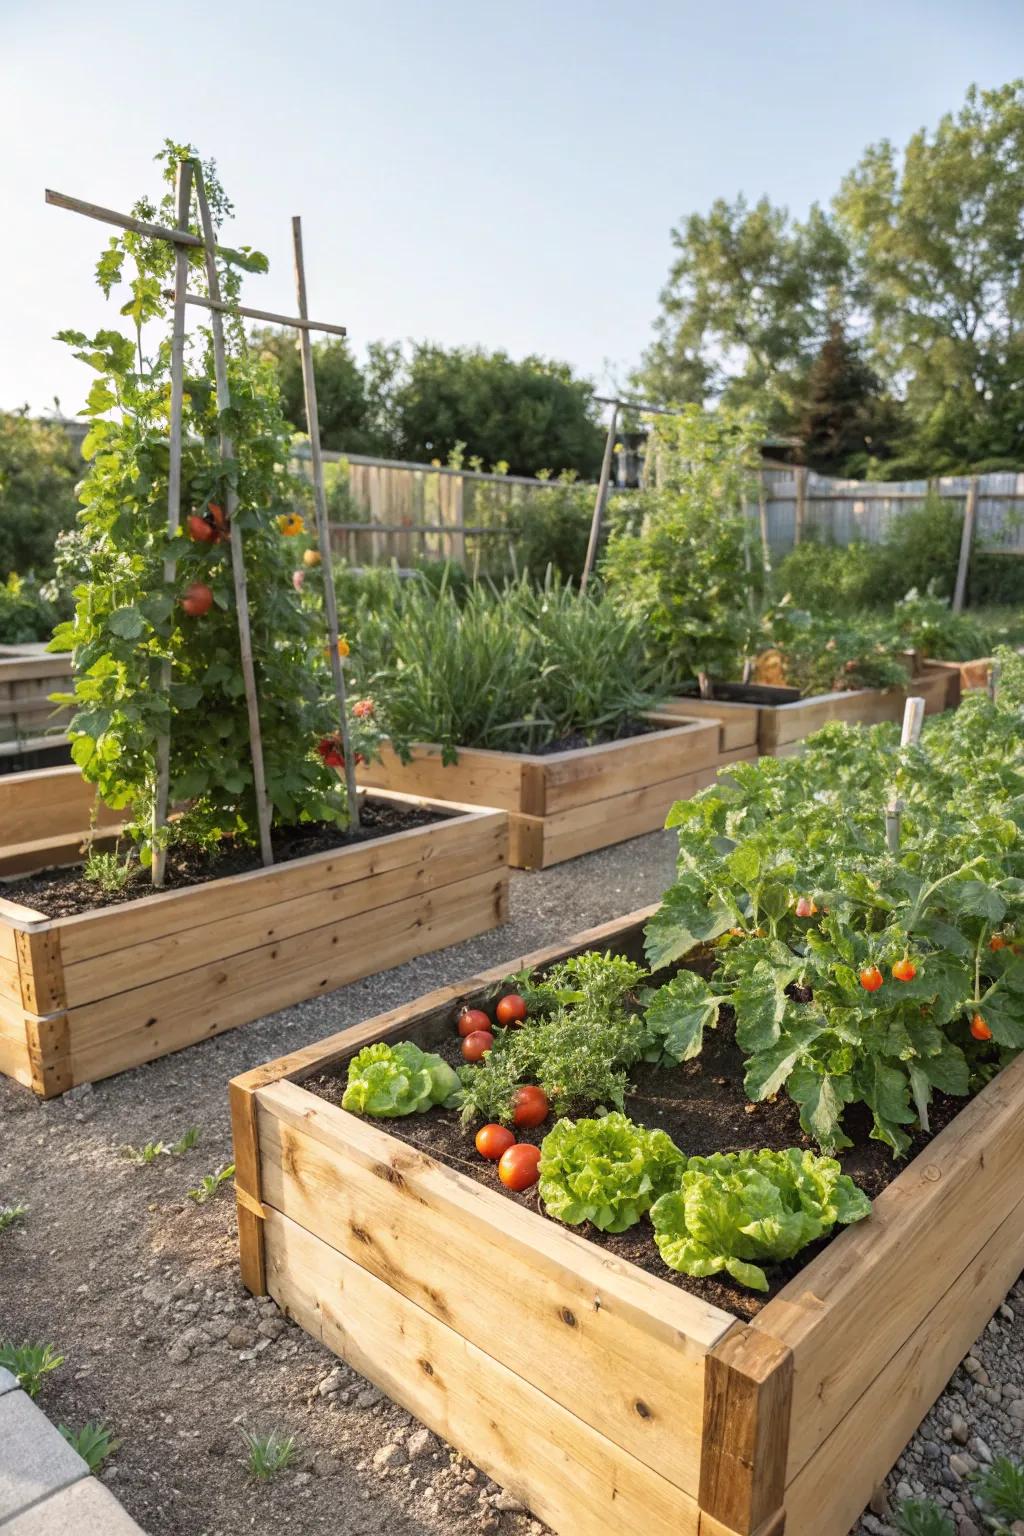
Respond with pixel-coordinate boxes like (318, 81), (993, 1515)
(292, 448), (595, 570)
(754, 465), (1024, 557)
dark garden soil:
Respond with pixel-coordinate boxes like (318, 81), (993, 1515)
(0, 799), (448, 918)
(308, 1010), (960, 1324)
(502, 716), (662, 756)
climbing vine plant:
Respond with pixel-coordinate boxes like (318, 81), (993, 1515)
(53, 142), (376, 862)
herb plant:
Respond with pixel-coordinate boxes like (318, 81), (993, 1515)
(649, 1148), (871, 1291)
(241, 1428), (297, 1482)
(892, 1499), (955, 1536)
(0, 1203), (27, 1234)
(59, 1420), (119, 1473)
(538, 1112), (685, 1232)
(0, 1340), (64, 1398)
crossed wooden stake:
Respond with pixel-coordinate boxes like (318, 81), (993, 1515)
(46, 166), (360, 883)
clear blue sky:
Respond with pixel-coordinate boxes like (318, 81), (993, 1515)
(3, 0), (1022, 418)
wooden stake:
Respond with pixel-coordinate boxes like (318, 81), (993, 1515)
(757, 468), (772, 591)
(152, 159), (194, 888)
(988, 658), (1002, 702)
(952, 476), (979, 614)
(193, 169), (274, 868)
(794, 465), (808, 545)
(292, 215), (360, 831)
(166, 288), (348, 337)
(581, 403), (618, 593)
(900, 695), (926, 747)
(886, 795), (904, 853)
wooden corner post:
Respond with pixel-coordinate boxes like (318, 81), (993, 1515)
(699, 1325), (793, 1536)
(229, 1073), (271, 1295)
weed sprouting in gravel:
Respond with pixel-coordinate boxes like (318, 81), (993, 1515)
(0, 1340), (64, 1398)
(892, 1499), (955, 1536)
(187, 1162), (234, 1203)
(122, 1127), (201, 1166)
(974, 1455), (1024, 1525)
(0, 1203), (28, 1233)
(241, 1428), (296, 1481)
(59, 1420), (119, 1473)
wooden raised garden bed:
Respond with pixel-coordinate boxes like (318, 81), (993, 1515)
(659, 671), (953, 758)
(0, 646), (73, 771)
(230, 908), (1024, 1536)
(355, 713), (742, 869)
(0, 766), (508, 1097)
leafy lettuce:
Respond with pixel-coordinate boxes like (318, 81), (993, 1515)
(650, 1147), (871, 1291)
(341, 1041), (462, 1117)
(538, 1112), (685, 1233)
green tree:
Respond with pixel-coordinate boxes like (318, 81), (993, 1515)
(251, 329), (389, 455)
(639, 198), (850, 432)
(390, 344), (604, 478)
(834, 79), (1024, 470)
(0, 409), (80, 578)
(797, 320), (905, 475)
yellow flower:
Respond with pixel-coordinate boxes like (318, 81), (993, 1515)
(323, 636), (350, 660)
(277, 513), (305, 537)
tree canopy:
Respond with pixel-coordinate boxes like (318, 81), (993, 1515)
(639, 78), (1024, 476)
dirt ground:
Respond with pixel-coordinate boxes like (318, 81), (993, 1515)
(2, 826), (1021, 1536)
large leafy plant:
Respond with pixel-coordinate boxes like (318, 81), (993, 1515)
(601, 406), (762, 687)
(52, 142), (348, 861)
(645, 698), (1024, 1155)
(649, 1148), (871, 1292)
(538, 1112), (685, 1232)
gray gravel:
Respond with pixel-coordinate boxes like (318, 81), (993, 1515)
(2, 824), (1021, 1536)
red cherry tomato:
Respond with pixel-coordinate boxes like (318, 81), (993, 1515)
(475, 1124), (516, 1161)
(794, 897), (818, 918)
(498, 1143), (541, 1191)
(496, 993), (527, 1027)
(512, 1085), (549, 1129)
(859, 965), (884, 993)
(989, 934), (1007, 951)
(180, 582), (214, 617)
(461, 1030), (494, 1062)
(186, 514), (216, 543)
(970, 1013), (993, 1042)
(892, 958), (917, 983)
(456, 1006), (491, 1038)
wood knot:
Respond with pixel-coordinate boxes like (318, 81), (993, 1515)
(419, 1359), (434, 1376)
(634, 1400), (652, 1420)
(559, 1308), (577, 1328)
(350, 1224), (372, 1246)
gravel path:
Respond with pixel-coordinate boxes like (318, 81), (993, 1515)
(1, 826), (1021, 1536)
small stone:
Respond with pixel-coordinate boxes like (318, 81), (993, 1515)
(257, 1317), (285, 1341)
(1008, 1399), (1024, 1421)
(949, 1453), (975, 1479)
(356, 1387), (383, 1410)
(494, 1490), (526, 1513)
(957, 1520), (981, 1536)
(167, 1340), (191, 1365)
(227, 1325), (256, 1350)
(312, 1451), (338, 1478)
(895, 1480), (913, 1503)
(481, 1521), (500, 1535)
(293, 1471), (313, 1487)
(964, 1356), (983, 1375)
(373, 1443), (407, 1472)
(972, 1436), (993, 1464)
(318, 1368), (344, 1397)
(950, 1414), (970, 1445)
(868, 1484), (889, 1516)
(1010, 1523), (1024, 1536)
(406, 1427), (434, 1460)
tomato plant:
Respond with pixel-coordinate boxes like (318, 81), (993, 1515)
(51, 143), (378, 865)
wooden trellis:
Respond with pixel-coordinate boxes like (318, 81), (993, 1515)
(46, 164), (359, 883)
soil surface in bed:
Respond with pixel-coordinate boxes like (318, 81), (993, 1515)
(308, 1011), (961, 1321)
(482, 715), (665, 757)
(1, 800), (449, 918)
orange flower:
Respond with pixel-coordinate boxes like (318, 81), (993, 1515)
(277, 513), (305, 537)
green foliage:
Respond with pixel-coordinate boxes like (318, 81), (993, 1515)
(0, 1203), (27, 1233)
(351, 571), (665, 759)
(638, 196), (849, 435)
(502, 474), (593, 583)
(252, 329), (386, 455)
(892, 1499), (955, 1536)
(0, 409), (81, 579)
(759, 601), (909, 695)
(538, 1112), (685, 1233)
(342, 1041), (462, 1117)
(59, 1420), (119, 1473)
(601, 407), (762, 684)
(797, 320), (904, 474)
(887, 589), (988, 662)
(122, 1126), (200, 1165)
(836, 80), (1024, 471)
(0, 1340), (64, 1398)
(645, 696), (1024, 1154)
(241, 1428), (297, 1482)
(649, 1148), (871, 1292)
(83, 847), (136, 895)
(0, 573), (61, 644)
(186, 1162), (235, 1203)
(973, 1455), (1024, 1526)
(53, 143), (351, 863)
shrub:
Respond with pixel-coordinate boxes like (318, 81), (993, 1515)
(602, 407), (762, 684)
(0, 410), (80, 579)
(0, 574), (60, 644)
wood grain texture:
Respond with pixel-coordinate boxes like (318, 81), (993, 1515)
(699, 1327), (793, 1536)
(230, 1077), (267, 1296)
(14, 927), (66, 1014)
(752, 1049), (1024, 1482)
(783, 1192), (1024, 1536)
(659, 696), (760, 753)
(256, 1079), (732, 1496)
(264, 1206), (706, 1536)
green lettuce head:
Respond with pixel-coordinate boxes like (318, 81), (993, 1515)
(651, 1147), (870, 1291)
(538, 1112), (685, 1233)
(341, 1040), (462, 1118)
